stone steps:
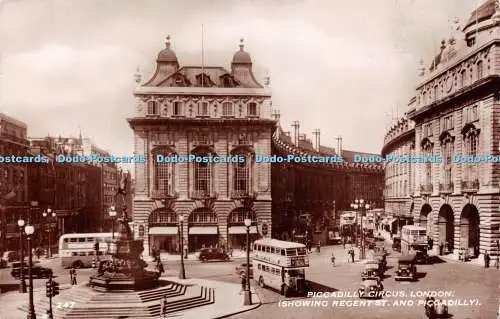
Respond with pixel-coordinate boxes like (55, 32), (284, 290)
(138, 282), (186, 303)
(147, 286), (215, 316)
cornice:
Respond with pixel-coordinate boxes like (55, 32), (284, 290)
(134, 86), (272, 97)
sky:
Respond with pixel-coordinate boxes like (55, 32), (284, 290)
(0, 0), (480, 156)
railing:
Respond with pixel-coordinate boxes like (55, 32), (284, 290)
(439, 182), (454, 194)
(149, 221), (178, 227)
(150, 190), (179, 200)
(230, 190), (257, 199)
(189, 190), (218, 199)
(420, 184), (433, 195)
(461, 179), (479, 193)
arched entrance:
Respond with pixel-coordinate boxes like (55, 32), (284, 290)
(438, 205), (454, 254)
(460, 204), (480, 258)
(148, 209), (179, 254)
(227, 208), (258, 249)
(420, 204), (432, 236)
(188, 208), (219, 252)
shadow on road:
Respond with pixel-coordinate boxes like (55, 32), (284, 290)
(0, 283), (19, 293)
(308, 280), (339, 292)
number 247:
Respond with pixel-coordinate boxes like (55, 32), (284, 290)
(56, 302), (75, 309)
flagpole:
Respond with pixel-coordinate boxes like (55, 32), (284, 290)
(202, 24), (204, 88)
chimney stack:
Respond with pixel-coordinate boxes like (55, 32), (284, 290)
(335, 135), (343, 156)
(312, 129), (320, 152)
(291, 121), (300, 146)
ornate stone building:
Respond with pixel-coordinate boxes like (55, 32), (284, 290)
(129, 37), (274, 254)
(272, 121), (385, 242)
(381, 112), (416, 235)
(387, 0), (500, 263)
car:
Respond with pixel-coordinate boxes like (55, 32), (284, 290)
(395, 254), (417, 281)
(392, 236), (401, 251)
(358, 278), (383, 299)
(198, 248), (230, 262)
(235, 263), (253, 279)
(11, 262), (52, 279)
(361, 263), (380, 281)
(2, 250), (20, 263)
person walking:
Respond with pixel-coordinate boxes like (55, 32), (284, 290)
(240, 272), (246, 292)
(70, 267), (77, 285)
(351, 248), (355, 263)
(160, 295), (167, 318)
(484, 251), (490, 268)
(331, 252), (336, 267)
(157, 260), (165, 276)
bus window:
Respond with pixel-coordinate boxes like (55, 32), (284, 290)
(258, 264), (261, 270)
(70, 238), (77, 243)
(271, 247), (275, 254)
(72, 252), (78, 256)
(297, 248), (306, 255)
(265, 246), (270, 253)
(88, 251), (95, 256)
(78, 238), (85, 243)
(286, 248), (297, 256)
(86, 237), (94, 242)
(98, 251), (103, 256)
(253, 244), (256, 250)
(281, 249), (285, 256)
(79, 252), (86, 256)
(64, 238), (69, 243)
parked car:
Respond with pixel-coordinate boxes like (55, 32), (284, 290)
(392, 236), (401, 252)
(358, 278), (383, 299)
(11, 262), (52, 279)
(235, 263), (253, 279)
(395, 254), (417, 281)
(361, 262), (380, 281)
(198, 248), (230, 262)
(2, 250), (20, 263)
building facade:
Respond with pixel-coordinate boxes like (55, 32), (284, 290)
(0, 113), (29, 252)
(272, 123), (385, 243)
(129, 37), (274, 255)
(381, 112), (416, 235)
(383, 0), (500, 262)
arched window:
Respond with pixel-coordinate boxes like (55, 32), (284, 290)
(148, 101), (159, 115)
(460, 70), (467, 87)
(477, 61), (483, 79)
(440, 134), (454, 188)
(188, 209), (217, 224)
(231, 149), (252, 197)
(191, 148), (213, 198)
(247, 102), (258, 116)
(222, 102), (233, 117)
(228, 208), (257, 224)
(152, 148), (175, 197)
(463, 127), (479, 182)
(149, 209), (178, 226)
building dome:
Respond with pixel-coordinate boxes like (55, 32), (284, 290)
(157, 35), (178, 63)
(232, 38), (252, 64)
(464, 0), (497, 29)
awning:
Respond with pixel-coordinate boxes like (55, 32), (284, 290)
(189, 226), (218, 235)
(228, 226), (258, 234)
(149, 227), (178, 235)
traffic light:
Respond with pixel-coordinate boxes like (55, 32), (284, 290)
(45, 281), (52, 297)
(51, 281), (59, 296)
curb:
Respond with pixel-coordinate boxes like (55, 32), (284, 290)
(212, 300), (262, 319)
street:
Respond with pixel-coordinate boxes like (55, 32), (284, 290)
(1, 244), (498, 319)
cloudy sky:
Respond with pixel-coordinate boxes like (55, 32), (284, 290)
(0, 0), (479, 155)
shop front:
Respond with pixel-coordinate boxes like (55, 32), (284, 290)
(188, 208), (219, 252)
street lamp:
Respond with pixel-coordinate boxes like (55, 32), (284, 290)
(179, 215), (186, 279)
(109, 206), (117, 239)
(25, 224), (36, 319)
(351, 198), (369, 260)
(17, 218), (26, 293)
(42, 208), (56, 258)
(243, 217), (252, 305)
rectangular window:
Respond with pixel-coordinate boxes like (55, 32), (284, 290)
(477, 61), (483, 79)
(247, 103), (257, 116)
(198, 102), (209, 116)
(173, 102), (183, 116)
(155, 162), (173, 195)
(461, 70), (467, 87)
(194, 162), (210, 193)
(472, 105), (478, 121)
(148, 101), (159, 115)
(222, 102), (233, 116)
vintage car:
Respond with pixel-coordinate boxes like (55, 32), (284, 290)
(198, 248), (230, 262)
(411, 244), (430, 264)
(358, 278), (383, 299)
(395, 254), (417, 281)
(1, 250), (20, 263)
(374, 251), (387, 271)
(392, 236), (401, 252)
(361, 262), (380, 280)
(11, 262), (52, 279)
(235, 263), (253, 279)
(424, 297), (449, 318)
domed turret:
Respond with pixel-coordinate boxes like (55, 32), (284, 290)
(232, 38), (252, 65)
(157, 35), (179, 65)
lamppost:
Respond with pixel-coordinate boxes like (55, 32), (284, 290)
(42, 208), (56, 258)
(17, 218), (26, 293)
(109, 206), (117, 239)
(178, 215), (186, 279)
(351, 198), (370, 260)
(25, 223), (36, 319)
(243, 217), (252, 305)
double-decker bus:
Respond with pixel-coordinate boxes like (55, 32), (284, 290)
(340, 211), (356, 238)
(252, 238), (309, 297)
(401, 225), (428, 263)
(363, 211), (375, 237)
(59, 233), (113, 268)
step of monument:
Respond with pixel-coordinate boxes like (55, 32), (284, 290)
(62, 308), (151, 319)
(138, 283), (187, 302)
(89, 292), (143, 303)
(148, 286), (215, 316)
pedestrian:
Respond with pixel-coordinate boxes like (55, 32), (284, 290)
(439, 242), (444, 256)
(240, 273), (246, 292)
(484, 251), (490, 268)
(157, 260), (164, 276)
(160, 295), (167, 318)
(427, 237), (433, 251)
(351, 249), (355, 263)
(331, 253), (336, 267)
(342, 237), (346, 249)
(70, 267), (77, 285)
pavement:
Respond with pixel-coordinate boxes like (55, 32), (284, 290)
(152, 250), (249, 262)
(161, 276), (261, 319)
